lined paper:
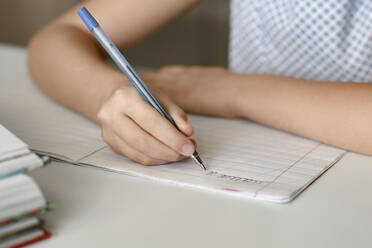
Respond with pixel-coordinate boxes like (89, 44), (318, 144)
(80, 115), (345, 202)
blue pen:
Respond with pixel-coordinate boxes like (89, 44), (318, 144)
(78, 7), (205, 170)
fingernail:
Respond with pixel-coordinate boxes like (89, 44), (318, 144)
(181, 143), (194, 156)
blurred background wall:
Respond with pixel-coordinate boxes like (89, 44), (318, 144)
(0, 0), (230, 67)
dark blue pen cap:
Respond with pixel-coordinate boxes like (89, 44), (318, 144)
(78, 7), (99, 31)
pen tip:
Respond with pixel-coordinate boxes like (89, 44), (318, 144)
(191, 151), (206, 170)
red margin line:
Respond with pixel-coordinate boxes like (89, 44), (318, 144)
(253, 143), (321, 198)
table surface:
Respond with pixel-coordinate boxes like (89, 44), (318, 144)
(2, 44), (372, 248)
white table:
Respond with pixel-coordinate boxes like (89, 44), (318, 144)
(2, 44), (372, 248)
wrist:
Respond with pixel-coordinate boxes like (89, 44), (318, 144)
(94, 72), (131, 120)
(208, 71), (247, 118)
(179, 69), (243, 118)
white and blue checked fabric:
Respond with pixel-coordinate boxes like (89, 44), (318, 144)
(229, 0), (372, 82)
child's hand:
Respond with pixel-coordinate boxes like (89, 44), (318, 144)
(142, 66), (238, 118)
(97, 84), (195, 165)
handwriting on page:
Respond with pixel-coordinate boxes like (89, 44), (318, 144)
(206, 171), (266, 184)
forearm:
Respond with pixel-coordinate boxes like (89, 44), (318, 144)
(137, 65), (372, 154)
(28, 0), (201, 122)
(29, 24), (125, 122)
(230, 75), (372, 155)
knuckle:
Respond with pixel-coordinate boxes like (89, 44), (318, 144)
(113, 87), (126, 99)
(113, 88), (132, 106)
(97, 107), (108, 123)
(97, 109), (115, 126)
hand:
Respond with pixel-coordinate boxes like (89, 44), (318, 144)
(97, 84), (195, 165)
(141, 66), (237, 117)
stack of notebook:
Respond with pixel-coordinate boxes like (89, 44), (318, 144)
(0, 125), (52, 248)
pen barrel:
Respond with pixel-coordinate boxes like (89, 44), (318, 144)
(90, 27), (146, 100)
(90, 27), (179, 129)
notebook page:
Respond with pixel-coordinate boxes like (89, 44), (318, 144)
(80, 115), (345, 203)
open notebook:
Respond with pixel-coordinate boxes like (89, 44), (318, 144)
(0, 46), (345, 203)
